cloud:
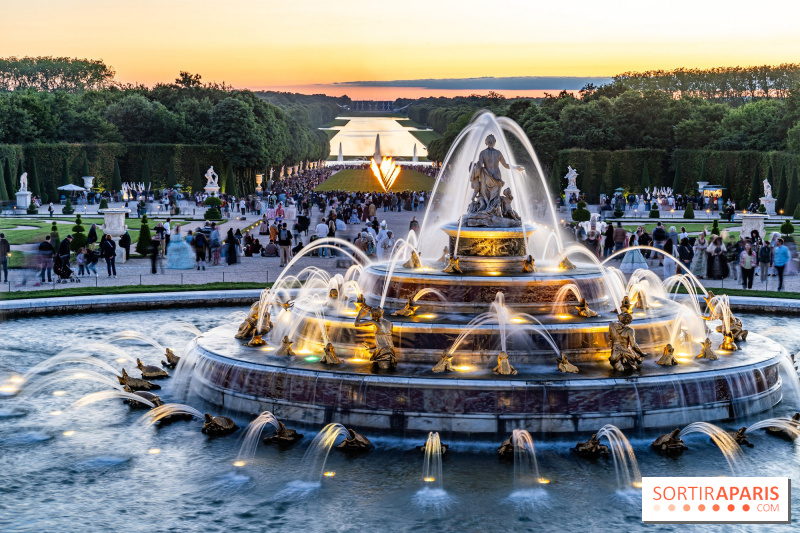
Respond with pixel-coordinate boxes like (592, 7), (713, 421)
(330, 76), (613, 90)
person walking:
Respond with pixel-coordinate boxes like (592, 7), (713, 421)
(612, 222), (627, 253)
(278, 222), (292, 267)
(38, 235), (55, 282)
(662, 238), (677, 279)
(209, 222), (222, 266)
(100, 234), (117, 277)
(739, 241), (756, 289)
(315, 217), (329, 257)
(691, 231), (708, 279)
(677, 237), (694, 272)
(0, 233), (9, 283)
(87, 224), (98, 249)
(773, 238), (790, 291)
(164, 218), (172, 254)
(86, 246), (98, 277)
(225, 229), (238, 265)
(758, 240), (772, 283)
(57, 235), (73, 267)
(119, 230), (131, 261)
(652, 222), (667, 265)
(193, 226), (207, 270)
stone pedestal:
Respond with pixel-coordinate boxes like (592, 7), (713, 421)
(564, 187), (581, 206)
(760, 197), (776, 215)
(99, 208), (131, 263)
(741, 214), (769, 241)
(204, 185), (220, 196)
(16, 191), (31, 209)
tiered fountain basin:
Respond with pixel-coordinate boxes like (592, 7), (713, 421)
(440, 222), (537, 272)
(189, 323), (786, 435)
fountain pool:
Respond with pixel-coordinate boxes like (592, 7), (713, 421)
(0, 309), (799, 532)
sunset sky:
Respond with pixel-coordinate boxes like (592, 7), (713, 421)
(6, 0), (800, 92)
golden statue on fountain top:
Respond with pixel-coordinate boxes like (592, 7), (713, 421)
(443, 255), (463, 274)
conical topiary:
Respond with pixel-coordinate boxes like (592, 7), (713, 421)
(710, 218), (720, 236)
(683, 202), (694, 219)
(136, 214), (152, 255)
(776, 165), (788, 212)
(99, 198), (108, 210)
(50, 221), (60, 245)
(71, 214), (87, 251)
(111, 158), (122, 194)
(61, 198), (74, 215)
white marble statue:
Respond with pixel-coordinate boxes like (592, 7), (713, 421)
(564, 166), (578, 189)
(763, 179), (772, 198)
(205, 166), (219, 187)
(19, 172), (28, 192)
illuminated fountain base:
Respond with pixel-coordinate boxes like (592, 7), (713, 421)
(189, 325), (786, 435)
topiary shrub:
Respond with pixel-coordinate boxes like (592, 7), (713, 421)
(572, 206), (591, 222)
(204, 207), (222, 220)
(99, 198), (108, 210)
(710, 218), (720, 236)
(61, 198), (74, 215)
(614, 208), (624, 218)
(757, 204), (767, 214)
(70, 214), (87, 251)
(50, 221), (59, 245)
(576, 200), (587, 209)
(27, 201), (37, 215)
(204, 196), (222, 207)
(683, 203), (695, 219)
(649, 209), (660, 218)
(781, 219), (795, 236)
(794, 204), (800, 221)
(136, 214), (152, 255)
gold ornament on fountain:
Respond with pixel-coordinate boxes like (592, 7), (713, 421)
(320, 342), (341, 364)
(608, 313), (646, 372)
(432, 350), (454, 373)
(442, 255), (463, 274)
(136, 358), (169, 379)
(556, 352), (579, 373)
(574, 298), (598, 318)
(696, 337), (718, 360)
(393, 296), (419, 317)
(118, 368), (160, 391)
(719, 331), (738, 351)
(403, 250), (421, 269)
(559, 256), (576, 270)
(247, 334), (266, 347)
(355, 306), (397, 369)
(619, 296), (633, 314)
(354, 294), (367, 312)
(716, 316), (748, 342)
(437, 246), (449, 265)
(280, 300), (294, 311)
(235, 302), (261, 339)
(276, 336), (296, 356)
(162, 348), (180, 369)
(493, 351), (517, 375)
(522, 255), (536, 273)
(657, 343), (678, 365)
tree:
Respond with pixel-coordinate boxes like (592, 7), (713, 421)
(0, 162), (7, 202)
(3, 158), (14, 200)
(136, 214), (152, 255)
(785, 168), (799, 219)
(50, 221), (59, 245)
(710, 218), (720, 236)
(61, 198), (74, 214)
(225, 162), (237, 197)
(684, 203), (695, 219)
(776, 165), (788, 212)
(81, 152), (90, 180)
(749, 163), (761, 205)
(28, 158), (40, 198)
(111, 158), (122, 193)
(70, 213), (86, 251)
(722, 165), (732, 203)
(45, 162), (59, 204)
(191, 159), (203, 193)
(641, 160), (650, 192)
(671, 161), (681, 193)
(780, 219), (794, 235)
(210, 98), (269, 170)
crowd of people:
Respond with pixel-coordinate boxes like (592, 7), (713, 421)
(574, 219), (794, 291)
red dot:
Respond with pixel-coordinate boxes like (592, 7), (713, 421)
(698, 504), (706, 511)
(713, 504), (720, 511)
(728, 504), (735, 512)
(683, 504), (691, 511)
(743, 504), (750, 512)
(668, 504), (676, 511)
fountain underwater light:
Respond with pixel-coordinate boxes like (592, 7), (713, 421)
(183, 110), (794, 435)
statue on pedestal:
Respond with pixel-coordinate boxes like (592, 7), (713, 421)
(763, 179), (773, 199)
(464, 134), (523, 228)
(19, 172), (28, 192)
(204, 166), (219, 188)
(564, 166), (578, 189)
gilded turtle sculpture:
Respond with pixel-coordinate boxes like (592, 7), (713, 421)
(262, 421), (304, 446)
(137, 358), (169, 379)
(201, 414), (238, 437)
(571, 433), (610, 459)
(652, 429), (688, 456)
(117, 368), (160, 391)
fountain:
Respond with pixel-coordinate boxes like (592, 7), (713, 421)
(181, 110), (791, 435)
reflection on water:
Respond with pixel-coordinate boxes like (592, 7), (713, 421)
(326, 117), (429, 158)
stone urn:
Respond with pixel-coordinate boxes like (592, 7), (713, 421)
(99, 207), (131, 263)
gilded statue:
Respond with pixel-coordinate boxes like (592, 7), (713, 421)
(657, 343), (678, 365)
(652, 429), (688, 456)
(337, 428), (371, 450)
(354, 294), (367, 311)
(437, 246), (449, 265)
(493, 351), (517, 375)
(729, 427), (754, 448)
(619, 296), (633, 314)
(574, 298), (597, 318)
(719, 331), (738, 351)
(443, 255), (463, 274)
(522, 255), (536, 273)
(280, 300), (293, 311)
(716, 316), (748, 342)
(559, 256), (576, 270)
(262, 421), (304, 445)
(432, 350), (454, 373)
(137, 358), (169, 379)
(702, 290), (717, 318)
(392, 297), (419, 317)
(403, 250), (421, 269)
(465, 135), (524, 227)
(236, 302), (272, 339)
(118, 368), (160, 391)
(556, 353), (579, 373)
(608, 313), (646, 372)
(162, 348), (180, 369)
(247, 334), (266, 347)
(320, 342), (341, 364)
(696, 337), (718, 360)
(355, 306), (397, 370)
(572, 433), (610, 459)
(276, 336), (295, 356)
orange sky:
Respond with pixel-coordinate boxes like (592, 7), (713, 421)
(5, 0), (800, 89)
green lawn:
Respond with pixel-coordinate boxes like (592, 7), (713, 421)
(314, 168), (435, 192)
(322, 129), (339, 141)
(0, 282), (270, 300)
(395, 119), (424, 128)
(323, 119), (350, 127)
(408, 129), (441, 147)
(674, 286), (800, 300)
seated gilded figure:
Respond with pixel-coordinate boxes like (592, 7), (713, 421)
(608, 313), (646, 372)
(355, 306), (397, 369)
(432, 350), (454, 373)
(493, 351), (517, 375)
(657, 343), (678, 365)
